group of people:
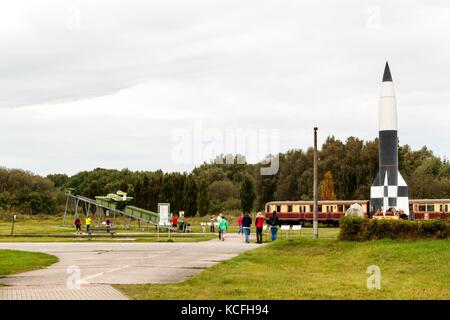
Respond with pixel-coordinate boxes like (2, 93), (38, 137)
(238, 211), (279, 243)
(74, 216), (91, 235)
(74, 215), (112, 235)
(210, 214), (229, 241)
(211, 211), (279, 244)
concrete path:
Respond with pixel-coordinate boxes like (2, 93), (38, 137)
(0, 235), (260, 300)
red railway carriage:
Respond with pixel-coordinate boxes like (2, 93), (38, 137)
(408, 199), (450, 220)
(264, 200), (369, 224)
(265, 199), (450, 223)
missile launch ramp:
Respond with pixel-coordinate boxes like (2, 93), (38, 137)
(62, 192), (159, 228)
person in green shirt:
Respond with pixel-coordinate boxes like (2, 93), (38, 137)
(218, 216), (228, 241)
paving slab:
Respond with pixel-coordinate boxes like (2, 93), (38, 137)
(0, 234), (261, 300)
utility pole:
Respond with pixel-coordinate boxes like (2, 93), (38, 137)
(11, 214), (16, 236)
(313, 127), (319, 239)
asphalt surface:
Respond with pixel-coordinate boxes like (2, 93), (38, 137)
(0, 234), (261, 300)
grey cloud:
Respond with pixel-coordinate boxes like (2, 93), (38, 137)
(0, 0), (449, 174)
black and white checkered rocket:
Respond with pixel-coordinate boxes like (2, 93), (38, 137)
(370, 62), (409, 215)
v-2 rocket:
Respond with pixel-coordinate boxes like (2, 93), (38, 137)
(370, 62), (409, 215)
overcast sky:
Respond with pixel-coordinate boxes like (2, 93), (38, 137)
(1, 0), (449, 176)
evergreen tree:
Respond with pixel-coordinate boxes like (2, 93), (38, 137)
(159, 174), (174, 204)
(197, 179), (210, 216)
(133, 178), (144, 208)
(148, 173), (162, 212)
(183, 174), (198, 217)
(240, 175), (256, 213)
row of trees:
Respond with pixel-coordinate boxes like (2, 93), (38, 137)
(0, 168), (64, 215)
(58, 165), (256, 217)
(1, 136), (449, 216)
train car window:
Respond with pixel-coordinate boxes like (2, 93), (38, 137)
(418, 205), (426, 212)
(276, 205), (281, 213)
(266, 205), (270, 212)
(337, 205), (343, 212)
(288, 205), (292, 213)
(426, 204), (434, 212)
(318, 205), (322, 212)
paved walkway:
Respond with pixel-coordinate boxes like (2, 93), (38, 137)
(0, 235), (260, 300)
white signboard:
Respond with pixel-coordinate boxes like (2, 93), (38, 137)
(158, 203), (170, 226)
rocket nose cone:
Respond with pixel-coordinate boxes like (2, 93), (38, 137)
(382, 61), (393, 82)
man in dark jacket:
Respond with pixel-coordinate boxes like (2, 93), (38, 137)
(241, 212), (252, 243)
(267, 211), (279, 241)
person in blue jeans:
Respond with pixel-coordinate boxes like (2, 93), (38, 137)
(241, 212), (252, 243)
(267, 211), (279, 241)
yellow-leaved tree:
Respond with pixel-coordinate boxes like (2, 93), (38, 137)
(319, 171), (336, 200)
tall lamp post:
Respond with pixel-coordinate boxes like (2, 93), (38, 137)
(313, 127), (319, 239)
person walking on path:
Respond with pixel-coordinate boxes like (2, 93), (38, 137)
(255, 212), (265, 244)
(242, 212), (252, 243)
(267, 211), (279, 241)
(237, 214), (243, 236)
(218, 215), (228, 241)
(74, 217), (82, 235)
(210, 215), (215, 232)
(216, 214), (223, 239)
(85, 216), (92, 234)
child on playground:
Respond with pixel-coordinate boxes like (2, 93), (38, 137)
(218, 215), (228, 241)
(85, 216), (92, 233)
(105, 217), (111, 233)
(74, 217), (81, 235)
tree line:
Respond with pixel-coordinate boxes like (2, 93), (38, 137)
(1, 136), (449, 216)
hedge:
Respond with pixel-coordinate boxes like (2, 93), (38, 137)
(339, 216), (450, 241)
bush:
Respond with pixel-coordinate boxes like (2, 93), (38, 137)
(338, 216), (366, 241)
(339, 216), (450, 241)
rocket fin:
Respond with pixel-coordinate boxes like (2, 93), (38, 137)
(397, 171), (409, 215)
(398, 172), (407, 186)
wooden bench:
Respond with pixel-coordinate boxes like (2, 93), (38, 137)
(87, 226), (116, 236)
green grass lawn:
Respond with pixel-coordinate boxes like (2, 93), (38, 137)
(116, 238), (450, 300)
(0, 249), (58, 280)
(0, 235), (215, 243)
(0, 214), (217, 242)
(0, 213), (337, 242)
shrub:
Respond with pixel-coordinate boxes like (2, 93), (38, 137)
(338, 216), (367, 241)
(339, 216), (450, 241)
